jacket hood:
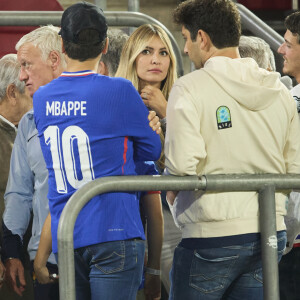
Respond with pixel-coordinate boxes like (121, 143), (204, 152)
(202, 56), (284, 111)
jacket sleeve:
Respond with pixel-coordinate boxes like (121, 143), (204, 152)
(284, 96), (300, 173)
(2, 119), (34, 259)
(165, 81), (207, 176)
(1, 222), (23, 260)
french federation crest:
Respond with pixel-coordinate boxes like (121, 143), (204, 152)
(216, 106), (232, 130)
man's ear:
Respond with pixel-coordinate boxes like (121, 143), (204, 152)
(6, 84), (17, 105)
(48, 50), (60, 71)
(198, 30), (211, 50)
(102, 37), (109, 55)
(61, 38), (66, 54)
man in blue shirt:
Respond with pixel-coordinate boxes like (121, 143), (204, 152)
(33, 3), (161, 300)
(3, 25), (65, 300)
(3, 23), (162, 300)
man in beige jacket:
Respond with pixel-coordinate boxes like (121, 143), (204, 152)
(164, 1), (300, 299)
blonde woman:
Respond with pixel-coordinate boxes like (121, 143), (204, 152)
(116, 24), (180, 298)
(116, 24), (177, 126)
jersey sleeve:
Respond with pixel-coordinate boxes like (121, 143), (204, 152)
(135, 161), (160, 198)
(121, 82), (162, 162)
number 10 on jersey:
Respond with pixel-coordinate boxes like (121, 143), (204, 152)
(44, 125), (95, 193)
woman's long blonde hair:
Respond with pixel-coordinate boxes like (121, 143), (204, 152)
(115, 24), (177, 170)
(115, 24), (177, 100)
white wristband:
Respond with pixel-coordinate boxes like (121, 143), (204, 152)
(145, 267), (161, 276)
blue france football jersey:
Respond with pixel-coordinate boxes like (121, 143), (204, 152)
(33, 71), (161, 253)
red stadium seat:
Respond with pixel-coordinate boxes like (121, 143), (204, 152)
(0, 0), (63, 58)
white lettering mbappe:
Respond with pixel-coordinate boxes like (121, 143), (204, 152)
(46, 101), (87, 116)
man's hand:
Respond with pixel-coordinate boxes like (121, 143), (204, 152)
(34, 261), (58, 284)
(148, 111), (161, 135)
(166, 191), (179, 206)
(0, 261), (5, 289)
(144, 273), (161, 300)
(5, 258), (26, 296)
(33, 212), (55, 284)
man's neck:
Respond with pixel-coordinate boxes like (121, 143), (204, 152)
(206, 46), (240, 62)
(0, 107), (18, 126)
(54, 65), (65, 79)
(65, 55), (101, 73)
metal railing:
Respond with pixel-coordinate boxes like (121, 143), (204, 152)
(236, 3), (284, 52)
(0, 3), (285, 74)
(57, 174), (300, 300)
(0, 11), (184, 76)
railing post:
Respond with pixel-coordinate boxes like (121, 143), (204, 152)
(259, 185), (280, 300)
(128, 0), (139, 35)
(94, 0), (107, 10)
(128, 0), (139, 12)
(236, 3), (284, 52)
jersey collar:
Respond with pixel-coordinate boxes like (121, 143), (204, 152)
(60, 70), (96, 77)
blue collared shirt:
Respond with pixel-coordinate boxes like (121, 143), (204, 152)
(3, 109), (56, 264)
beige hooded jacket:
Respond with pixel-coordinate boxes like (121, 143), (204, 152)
(165, 56), (300, 239)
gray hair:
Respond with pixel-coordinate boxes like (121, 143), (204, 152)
(239, 35), (276, 72)
(100, 29), (129, 76)
(16, 25), (66, 68)
(0, 54), (25, 103)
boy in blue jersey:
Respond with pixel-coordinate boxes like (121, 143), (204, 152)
(32, 2), (161, 300)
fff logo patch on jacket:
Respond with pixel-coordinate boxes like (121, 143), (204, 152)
(216, 106), (232, 130)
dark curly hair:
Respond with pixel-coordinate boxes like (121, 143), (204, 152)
(173, 0), (241, 48)
(285, 11), (300, 43)
(63, 29), (107, 62)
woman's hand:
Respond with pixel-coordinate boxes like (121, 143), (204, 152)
(141, 85), (167, 119)
(148, 110), (161, 134)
